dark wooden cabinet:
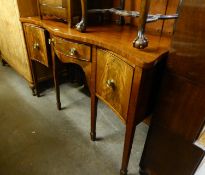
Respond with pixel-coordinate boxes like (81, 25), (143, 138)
(139, 0), (205, 174)
(140, 122), (204, 175)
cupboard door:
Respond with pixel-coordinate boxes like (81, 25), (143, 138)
(96, 49), (134, 121)
(23, 23), (49, 67)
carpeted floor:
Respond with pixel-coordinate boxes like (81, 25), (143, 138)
(0, 63), (148, 175)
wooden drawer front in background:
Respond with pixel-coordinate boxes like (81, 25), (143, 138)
(96, 49), (134, 121)
(23, 24), (49, 67)
(53, 37), (91, 62)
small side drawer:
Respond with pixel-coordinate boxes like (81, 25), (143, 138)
(23, 24), (49, 67)
(96, 49), (134, 121)
(53, 37), (91, 62)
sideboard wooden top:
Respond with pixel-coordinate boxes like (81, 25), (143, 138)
(20, 17), (171, 68)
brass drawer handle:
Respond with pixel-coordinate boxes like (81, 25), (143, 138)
(106, 79), (115, 89)
(69, 48), (78, 56)
(33, 43), (40, 50)
(48, 38), (54, 45)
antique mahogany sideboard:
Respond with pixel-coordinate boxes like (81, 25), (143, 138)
(20, 1), (175, 174)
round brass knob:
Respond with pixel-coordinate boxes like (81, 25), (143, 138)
(106, 79), (115, 89)
(33, 43), (40, 50)
(48, 38), (55, 45)
(69, 48), (77, 56)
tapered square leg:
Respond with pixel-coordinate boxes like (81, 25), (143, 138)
(31, 61), (40, 97)
(52, 47), (61, 110)
(90, 96), (98, 141)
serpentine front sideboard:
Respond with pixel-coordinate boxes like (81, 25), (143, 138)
(20, 16), (171, 175)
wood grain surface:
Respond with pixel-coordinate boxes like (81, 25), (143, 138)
(23, 23), (49, 67)
(17, 0), (38, 17)
(139, 1), (205, 174)
(20, 17), (172, 69)
(114, 0), (179, 35)
(53, 36), (91, 62)
(96, 49), (134, 121)
(168, 0), (205, 85)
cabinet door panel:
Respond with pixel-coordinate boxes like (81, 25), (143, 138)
(96, 49), (134, 121)
(24, 23), (49, 67)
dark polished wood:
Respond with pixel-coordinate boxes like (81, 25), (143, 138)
(16, 1), (185, 174)
(96, 49), (134, 121)
(90, 46), (98, 141)
(37, 0), (67, 21)
(68, 0), (81, 27)
(31, 60), (40, 97)
(20, 17), (171, 68)
(17, 0), (38, 17)
(140, 123), (204, 175)
(23, 24), (49, 66)
(20, 0), (179, 170)
(153, 72), (205, 141)
(53, 36), (91, 62)
(167, 3), (205, 85)
(140, 0), (205, 174)
(14, 0), (179, 95)
(51, 42), (61, 110)
(120, 67), (143, 175)
(76, 0), (120, 32)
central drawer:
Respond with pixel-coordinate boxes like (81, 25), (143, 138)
(53, 37), (91, 62)
(96, 49), (134, 121)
